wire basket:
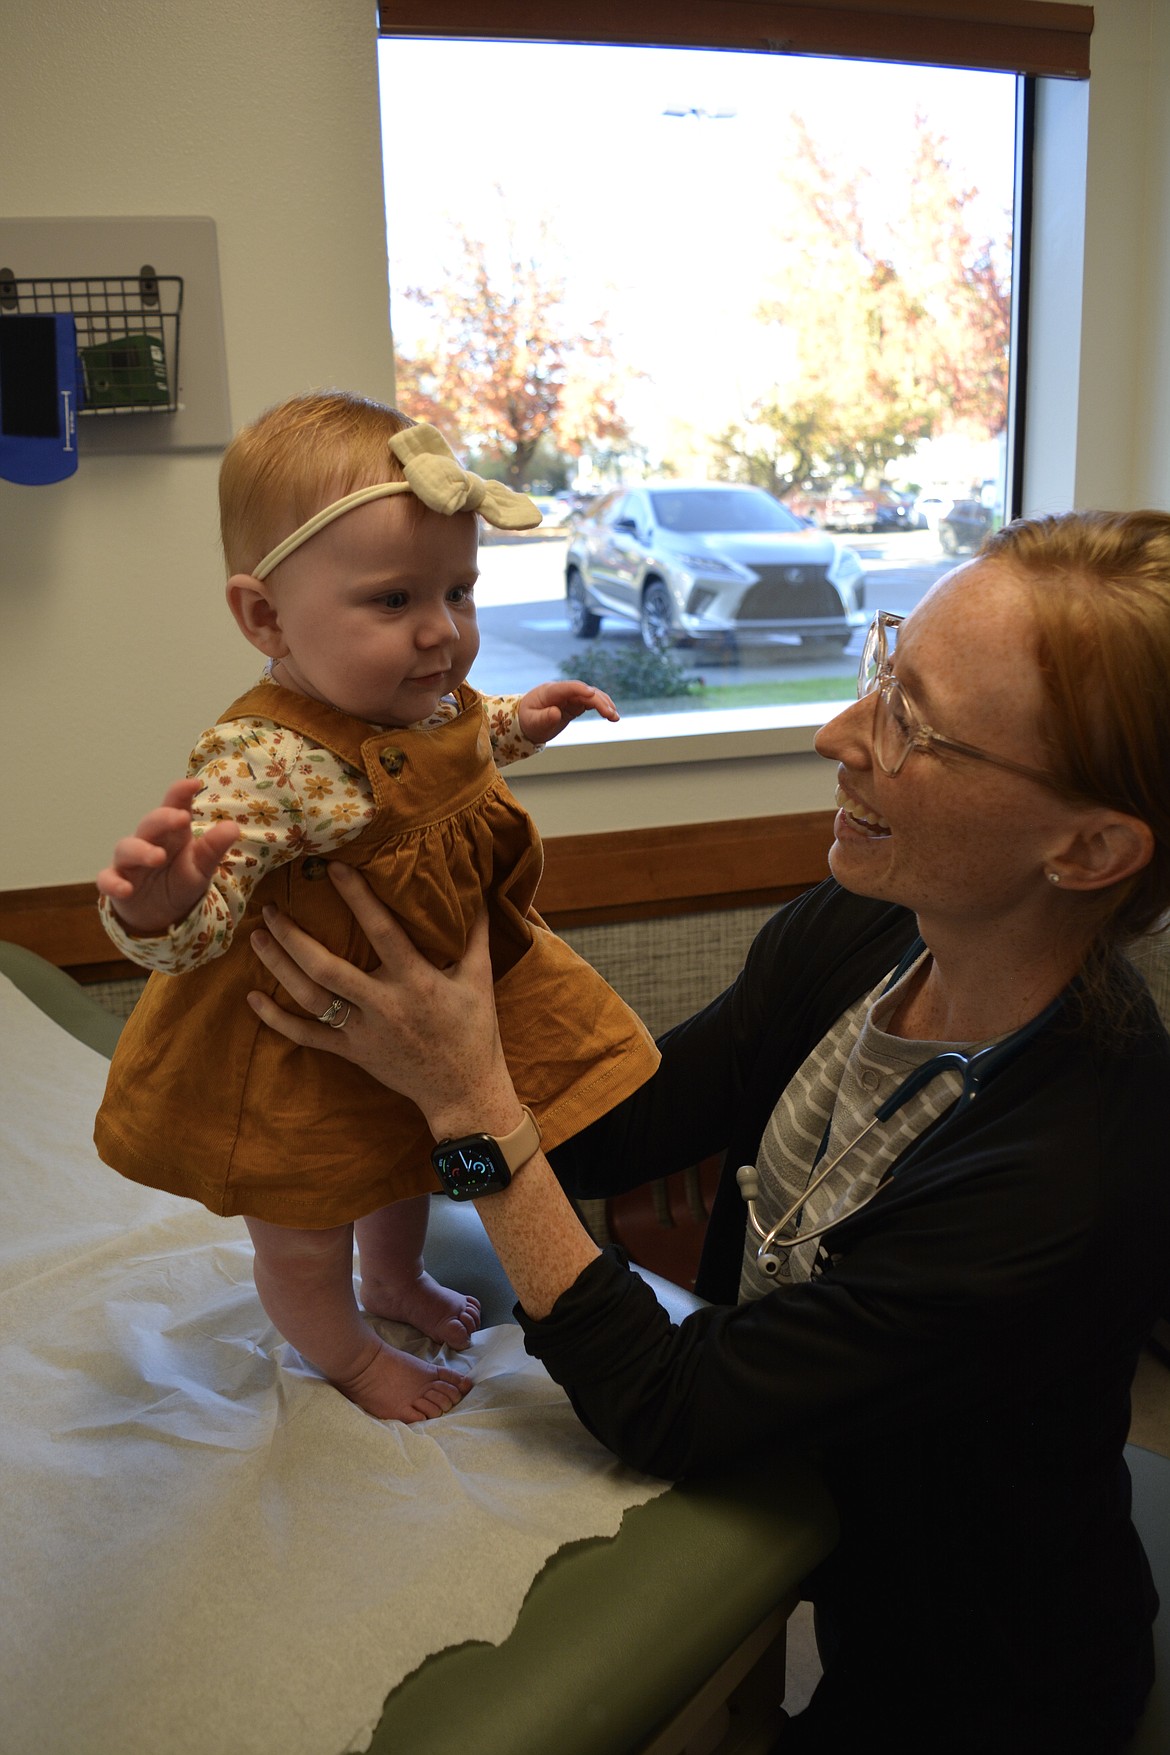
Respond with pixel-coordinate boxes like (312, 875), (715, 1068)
(0, 268), (182, 415)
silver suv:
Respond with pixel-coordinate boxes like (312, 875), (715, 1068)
(565, 484), (866, 653)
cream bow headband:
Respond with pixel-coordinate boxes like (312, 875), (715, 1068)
(252, 424), (542, 580)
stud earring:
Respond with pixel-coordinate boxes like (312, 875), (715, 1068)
(1046, 870), (1061, 886)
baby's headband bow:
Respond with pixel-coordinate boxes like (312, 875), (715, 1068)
(252, 424), (541, 580)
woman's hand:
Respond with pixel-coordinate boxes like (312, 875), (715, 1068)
(247, 864), (524, 1141)
(250, 863), (602, 1317)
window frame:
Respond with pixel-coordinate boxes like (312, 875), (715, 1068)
(376, 1), (1092, 80)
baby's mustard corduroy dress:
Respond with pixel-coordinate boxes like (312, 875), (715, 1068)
(94, 681), (660, 1227)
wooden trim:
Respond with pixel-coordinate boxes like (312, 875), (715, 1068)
(377, 0), (1092, 78)
(0, 883), (121, 980)
(537, 809), (834, 925)
(0, 811), (833, 976)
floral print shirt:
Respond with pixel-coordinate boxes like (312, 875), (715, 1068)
(100, 685), (535, 973)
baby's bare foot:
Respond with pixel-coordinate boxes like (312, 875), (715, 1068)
(334, 1335), (470, 1423)
(361, 1271), (482, 1351)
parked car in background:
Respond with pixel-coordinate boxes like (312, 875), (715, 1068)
(780, 487), (831, 527)
(911, 490), (952, 531)
(528, 494), (572, 527)
(938, 499), (994, 555)
(821, 486), (914, 534)
(564, 484), (867, 653)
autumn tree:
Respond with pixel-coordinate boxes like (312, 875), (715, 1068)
(717, 117), (1011, 492)
(394, 223), (635, 489)
(712, 393), (845, 498)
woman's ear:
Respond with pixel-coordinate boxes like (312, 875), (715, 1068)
(1047, 810), (1155, 894)
(226, 575), (287, 659)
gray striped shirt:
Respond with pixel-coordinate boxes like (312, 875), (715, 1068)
(740, 954), (993, 1298)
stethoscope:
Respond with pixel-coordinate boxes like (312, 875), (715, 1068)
(737, 949), (1063, 1277)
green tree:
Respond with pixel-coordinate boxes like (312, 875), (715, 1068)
(711, 392), (844, 498)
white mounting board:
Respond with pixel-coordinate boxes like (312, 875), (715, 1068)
(0, 216), (231, 454)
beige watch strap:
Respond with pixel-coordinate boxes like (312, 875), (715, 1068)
(498, 1106), (542, 1174)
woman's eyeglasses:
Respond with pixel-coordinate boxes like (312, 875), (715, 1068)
(858, 611), (1066, 790)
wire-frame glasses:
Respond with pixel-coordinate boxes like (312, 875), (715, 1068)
(857, 611), (1067, 789)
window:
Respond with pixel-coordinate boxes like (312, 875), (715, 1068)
(378, 38), (1023, 734)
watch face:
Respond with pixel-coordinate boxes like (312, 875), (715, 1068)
(431, 1136), (511, 1201)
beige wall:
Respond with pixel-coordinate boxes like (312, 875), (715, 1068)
(1076, 0), (1166, 510)
(1134, 0), (1170, 507)
(2, 0), (1169, 887)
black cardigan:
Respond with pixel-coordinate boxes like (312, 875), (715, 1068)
(531, 881), (1170, 1750)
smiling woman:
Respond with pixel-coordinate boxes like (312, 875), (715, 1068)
(815, 563), (1150, 1039)
(246, 509), (1170, 1751)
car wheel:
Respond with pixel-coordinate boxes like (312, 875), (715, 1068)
(640, 581), (676, 652)
(938, 527), (957, 555)
(566, 569), (601, 639)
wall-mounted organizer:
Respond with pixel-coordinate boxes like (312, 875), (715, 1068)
(0, 268), (183, 416)
(0, 217), (231, 468)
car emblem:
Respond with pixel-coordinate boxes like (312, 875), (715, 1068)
(783, 566), (804, 584)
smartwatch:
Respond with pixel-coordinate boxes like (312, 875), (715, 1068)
(430, 1106), (542, 1201)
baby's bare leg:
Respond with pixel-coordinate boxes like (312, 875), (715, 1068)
(244, 1215), (469, 1422)
(355, 1196), (481, 1350)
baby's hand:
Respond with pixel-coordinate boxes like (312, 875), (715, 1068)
(96, 777), (240, 937)
(517, 680), (619, 744)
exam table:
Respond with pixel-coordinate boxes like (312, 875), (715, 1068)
(0, 940), (837, 1755)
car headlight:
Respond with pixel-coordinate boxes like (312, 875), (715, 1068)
(829, 546), (863, 587)
(675, 551), (741, 578)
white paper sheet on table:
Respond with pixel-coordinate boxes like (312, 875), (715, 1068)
(0, 975), (668, 1755)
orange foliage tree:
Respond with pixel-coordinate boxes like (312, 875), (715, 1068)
(717, 117), (1012, 493)
(394, 224), (634, 489)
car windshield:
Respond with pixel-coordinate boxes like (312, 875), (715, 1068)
(647, 488), (805, 535)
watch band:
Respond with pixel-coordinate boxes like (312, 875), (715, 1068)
(492, 1105), (542, 1174)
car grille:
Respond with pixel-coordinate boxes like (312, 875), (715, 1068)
(737, 566), (841, 622)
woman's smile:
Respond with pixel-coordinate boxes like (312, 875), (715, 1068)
(835, 781), (891, 839)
